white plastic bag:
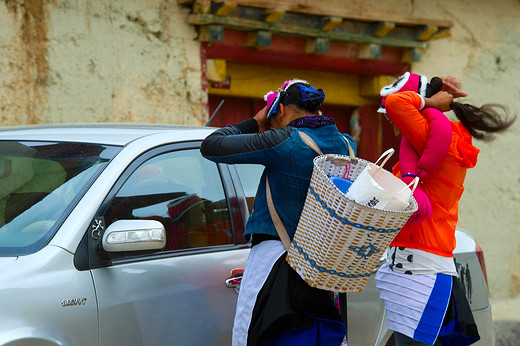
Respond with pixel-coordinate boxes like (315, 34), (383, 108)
(345, 148), (418, 211)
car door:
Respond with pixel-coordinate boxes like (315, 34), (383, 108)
(87, 142), (249, 346)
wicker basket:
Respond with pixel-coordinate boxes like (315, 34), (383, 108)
(286, 153), (418, 293)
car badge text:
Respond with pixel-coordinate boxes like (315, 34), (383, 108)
(61, 298), (87, 307)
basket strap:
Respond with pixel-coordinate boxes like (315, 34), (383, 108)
(298, 130), (357, 162)
(298, 131), (323, 155)
(265, 177), (291, 252)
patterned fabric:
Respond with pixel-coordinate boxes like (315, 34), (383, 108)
(375, 264), (452, 345)
(386, 246), (457, 276)
(288, 115), (335, 129)
(296, 84), (325, 103)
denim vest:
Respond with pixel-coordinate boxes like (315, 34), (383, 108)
(238, 126), (356, 242)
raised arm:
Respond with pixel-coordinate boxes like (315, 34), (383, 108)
(385, 91), (430, 153)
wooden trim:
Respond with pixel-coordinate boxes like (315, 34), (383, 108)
(374, 22), (395, 38)
(263, 7), (286, 23)
(305, 37), (329, 54)
(192, 0), (211, 14)
(360, 75), (397, 98)
(358, 105), (383, 162)
(198, 24), (224, 41)
(212, 0), (237, 16)
(180, 0), (454, 28)
(245, 30), (272, 47)
(320, 17), (343, 32)
(189, 13), (429, 49)
(205, 43), (409, 76)
(358, 43), (382, 60)
(415, 25), (438, 41)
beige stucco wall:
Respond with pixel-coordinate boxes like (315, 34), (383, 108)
(0, 0), (519, 305)
(0, 0), (206, 126)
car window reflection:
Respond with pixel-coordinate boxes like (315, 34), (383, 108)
(104, 149), (233, 252)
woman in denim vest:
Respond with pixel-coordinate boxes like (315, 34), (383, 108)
(201, 79), (356, 346)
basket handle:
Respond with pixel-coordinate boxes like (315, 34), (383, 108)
(265, 176), (291, 252)
(407, 176), (420, 194)
(374, 148), (395, 168)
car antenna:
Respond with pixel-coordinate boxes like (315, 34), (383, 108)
(206, 99), (225, 127)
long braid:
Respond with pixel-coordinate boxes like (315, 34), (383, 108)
(449, 103), (515, 141)
(427, 77), (516, 141)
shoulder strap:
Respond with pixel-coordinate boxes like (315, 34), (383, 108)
(265, 130), (324, 251)
(298, 131), (323, 155)
(298, 130), (356, 161)
(265, 176), (291, 251)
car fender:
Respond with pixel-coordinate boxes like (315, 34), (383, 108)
(0, 247), (98, 346)
(0, 326), (65, 346)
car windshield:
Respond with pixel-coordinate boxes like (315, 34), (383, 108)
(0, 140), (121, 256)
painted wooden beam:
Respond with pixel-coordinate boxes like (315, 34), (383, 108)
(305, 37), (329, 53)
(246, 30), (272, 47)
(415, 25), (438, 41)
(373, 21), (395, 37)
(204, 42), (409, 76)
(320, 16), (342, 32)
(357, 105), (384, 163)
(263, 7), (286, 23)
(207, 61), (372, 106)
(192, 0), (211, 14)
(198, 24), (224, 41)
(189, 14), (429, 49)
(401, 48), (422, 63)
(360, 75), (397, 98)
(179, 0), (454, 28)
(211, 0), (237, 16)
(206, 58), (227, 82)
(358, 43), (382, 60)
(431, 27), (451, 40)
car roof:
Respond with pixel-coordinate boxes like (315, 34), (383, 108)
(0, 123), (218, 146)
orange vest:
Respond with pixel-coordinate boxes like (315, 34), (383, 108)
(385, 92), (480, 257)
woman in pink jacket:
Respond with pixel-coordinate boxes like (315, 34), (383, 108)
(375, 72), (515, 346)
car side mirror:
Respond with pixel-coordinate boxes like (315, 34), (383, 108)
(101, 220), (166, 252)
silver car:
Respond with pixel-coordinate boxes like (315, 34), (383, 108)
(0, 124), (493, 345)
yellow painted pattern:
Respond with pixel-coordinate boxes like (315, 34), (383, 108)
(208, 62), (378, 106)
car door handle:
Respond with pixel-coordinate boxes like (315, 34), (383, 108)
(226, 277), (242, 288)
(226, 268), (244, 290)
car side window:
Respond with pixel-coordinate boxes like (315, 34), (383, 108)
(103, 148), (233, 251)
(234, 164), (264, 214)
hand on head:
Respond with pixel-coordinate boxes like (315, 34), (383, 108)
(441, 76), (468, 98)
(425, 91), (454, 112)
(254, 106), (271, 133)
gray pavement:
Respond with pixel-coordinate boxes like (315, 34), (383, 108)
(493, 297), (520, 345)
(494, 321), (520, 345)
